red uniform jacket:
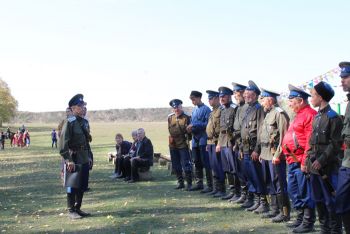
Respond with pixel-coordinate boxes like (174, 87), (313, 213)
(282, 105), (317, 165)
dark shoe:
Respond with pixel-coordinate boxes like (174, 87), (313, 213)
(189, 184), (204, 191)
(286, 209), (304, 228)
(228, 194), (241, 203)
(235, 193), (247, 204)
(116, 173), (124, 178)
(272, 212), (290, 223)
(207, 189), (218, 196)
(213, 191), (226, 198)
(221, 192), (234, 200)
(262, 210), (280, 219)
(246, 195), (260, 212)
(292, 223), (314, 233)
(175, 183), (185, 189)
(76, 209), (91, 217)
(253, 196), (269, 214)
(241, 194), (254, 209)
(124, 176), (131, 182)
(68, 211), (82, 219)
(200, 187), (213, 193)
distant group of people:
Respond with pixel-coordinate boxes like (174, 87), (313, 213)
(109, 128), (154, 183)
(0, 126), (30, 149)
(166, 61), (350, 234)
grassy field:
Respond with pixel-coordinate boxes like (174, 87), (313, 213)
(0, 122), (310, 234)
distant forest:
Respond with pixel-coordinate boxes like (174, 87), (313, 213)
(11, 107), (194, 123)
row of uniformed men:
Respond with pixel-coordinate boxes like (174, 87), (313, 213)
(167, 61), (350, 233)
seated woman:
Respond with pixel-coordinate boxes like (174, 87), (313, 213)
(111, 133), (131, 179)
(122, 130), (139, 181)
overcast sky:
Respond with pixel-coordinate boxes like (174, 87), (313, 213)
(0, 0), (349, 112)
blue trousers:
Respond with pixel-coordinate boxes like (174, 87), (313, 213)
(261, 159), (287, 195)
(192, 145), (211, 171)
(170, 148), (192, 173)
(208, 144), (225, 182)
(336, 166), (350, 214)
(221, 146), (234, 173)
(243, 154), (266, 194)
(287, 162), (314, 209)
(310, 172), (338, 213)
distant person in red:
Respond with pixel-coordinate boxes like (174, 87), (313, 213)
(17, 131), (24, 147)
(51, 129), (58, 148)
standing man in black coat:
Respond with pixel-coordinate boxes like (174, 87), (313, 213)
(128, 128), (154, 183)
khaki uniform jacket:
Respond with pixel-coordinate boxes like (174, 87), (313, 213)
(58, 116), (90, 164)
(218, 103), (237, 147)
(342, 94), (350, 168)
(168, 112), (191, 149)
(259, 105), (289, 160)
(240, 102), (265, 154)
(206, 105), (221, 145)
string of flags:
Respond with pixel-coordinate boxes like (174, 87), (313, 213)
(280, 67), (346, 104)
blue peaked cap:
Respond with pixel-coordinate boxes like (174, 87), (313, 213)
(339, 61), (350, 78)
(288, 84), (310, 99)
(169, 99), (183, 108)
(245, 80), (261, 95)
(232, 82), (247, 92)
(206, 90), (219, 99)
(218, 86), (233, 97)
(260, 88), (280, 98)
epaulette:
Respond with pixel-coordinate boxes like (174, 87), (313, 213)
(275, 107), (284, 113)
(230, 103), (238, 108)
(183, 112), (191, 117)
(219, 105), (225, 110)
(255, 103), (261, 109)
(327, 109), (338, 119)
(168, 113), (175, 117)
(67, 116), (76, 123)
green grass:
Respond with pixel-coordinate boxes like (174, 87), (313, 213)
(0, 122), (302, 233)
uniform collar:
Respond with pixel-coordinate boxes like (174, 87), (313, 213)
(297, 104), (311, 114)
(318, 104), (331, 114)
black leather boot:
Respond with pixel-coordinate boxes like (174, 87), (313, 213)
(67, 192), (81, 219)
(292, 207), (315, 233)
(208, 177), (218, 195)
(316, 202), (330, 234)
(235, 186), (247, 204)
(262, 194), (279, 218)
(286, 208), (304, 228)
(329, 211), (342, 234)
(272, 194), (290, 223)
(228, 177), (241, 202)
(175, 172), (185, 189)
(185, 171), (193, 191)
(189, 168), (204, 191)
(213, 181), (226, 198)
(222, 173), (234, 200)
(201, 169), (213, 193)
(75, 190), (90, 217)
(246, 194), (261, 212)
(341, 211), (350, 234)
(253, 195), (269, 214)
(241, 192), (254, 209)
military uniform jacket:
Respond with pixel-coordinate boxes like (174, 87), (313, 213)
(168, 112), (191, 149)
(260, 105), (289, 160)
(240, 102), (265, 154)
(206, 105), (221, 145)
(342, 94), (350, 168)
(218, 103), (237, 147)
(59, 115), (89, 164)
(307, 105), (343, 174)
(233, 101), (245, 148)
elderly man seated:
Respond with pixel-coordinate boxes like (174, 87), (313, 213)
(124, 128), (154, 183)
